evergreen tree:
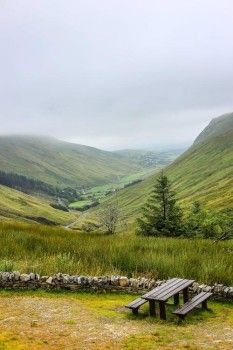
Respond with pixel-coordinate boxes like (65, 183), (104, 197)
(137, 172), (184, 236)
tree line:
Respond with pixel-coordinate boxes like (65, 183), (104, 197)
(0, 170), (78, 202)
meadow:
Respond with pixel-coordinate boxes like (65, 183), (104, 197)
(0, 222), (232, 285)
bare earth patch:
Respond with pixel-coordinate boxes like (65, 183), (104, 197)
(0, 291), (232, 350)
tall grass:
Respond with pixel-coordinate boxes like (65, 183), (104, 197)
(0, 222), (232, 285)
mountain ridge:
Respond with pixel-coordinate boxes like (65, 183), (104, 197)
(0, 135), (143, 188)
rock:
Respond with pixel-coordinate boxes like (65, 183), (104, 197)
(119, 277), (129, 287)
(130, 279), (139, 288)
(213, 284), (224, 293)
(223, 287), (230, 295)
(13, 271), (21, 281)
(41, 276), (49, 282)
(1, 272), (10, 281)
(46, 276), (53, 285)
(29, 273), (36, 281)
(62, 274), (70, 283)
(203, 285), (212, 292)
(110, 276), (119, 285)
(191, 282), (199, 292)
(20, 274), (30, 282)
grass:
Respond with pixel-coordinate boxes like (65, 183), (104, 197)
(69, 199), (94, 209)
(0, 222), (232, 285)
(0, 185), (77, 225)
(0, 290), (232, 349)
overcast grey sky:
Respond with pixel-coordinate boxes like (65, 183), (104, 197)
(0, 0), (233, 150)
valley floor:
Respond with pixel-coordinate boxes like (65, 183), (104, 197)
(0, 291), (232, 350)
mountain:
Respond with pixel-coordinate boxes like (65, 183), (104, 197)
(90, 113), (233, 222)
(0, 135), (142, 188)
(114, 149), (183, 168)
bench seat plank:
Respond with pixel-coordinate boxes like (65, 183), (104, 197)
(125, 297), (147, 310)
(173, 292), (212, 316)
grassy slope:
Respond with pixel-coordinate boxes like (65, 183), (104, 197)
(0, 135), (142, 188)
(90, 113), (233, 221)
(0, 185), (76, 225)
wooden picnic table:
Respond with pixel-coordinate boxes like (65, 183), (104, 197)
(142, 278), (195, 320)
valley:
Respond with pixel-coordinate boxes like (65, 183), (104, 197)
(89, 113), (233, 224)
(0, 137), (182, 222)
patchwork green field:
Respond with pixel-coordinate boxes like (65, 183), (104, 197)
(69, 169), (156, 210)
(0, 222), (232, 285)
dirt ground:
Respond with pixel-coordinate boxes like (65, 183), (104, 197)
(0, 291), (232, 350)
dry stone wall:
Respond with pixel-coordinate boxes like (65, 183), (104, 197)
(0, 272), (232, 301)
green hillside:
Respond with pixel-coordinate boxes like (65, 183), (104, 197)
(114, 149), (183, 168)
(90, 113), (233, 222)
(0, 136), (142, 188)
(0, 185), (76, 225)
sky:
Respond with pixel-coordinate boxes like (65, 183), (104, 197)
(0, 0), (233, 150)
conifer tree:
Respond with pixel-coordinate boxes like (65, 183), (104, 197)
(137, 172), (184, 236)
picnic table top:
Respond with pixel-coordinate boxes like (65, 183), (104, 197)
(142, 278), (195, 302)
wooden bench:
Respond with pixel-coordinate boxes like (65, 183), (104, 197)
(173, 291), (212, 321)
(125, 297), (148, 315)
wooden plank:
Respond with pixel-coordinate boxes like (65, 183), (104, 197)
(142, 278), (182, 300)
(145, 279), (190, 301)
(157, 279), (195, 301)
(125, 297), (147, 309)
(154, 279), (190, 300)
(173, 292), (212, 315)
(142, 278), (178, 299)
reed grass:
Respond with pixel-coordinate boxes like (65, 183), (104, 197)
(0, 222), (232, 285)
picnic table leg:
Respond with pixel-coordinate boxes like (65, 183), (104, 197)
(159, 301), (166, 320)
(202, 300), (208, 310)
(183, 287), (189, 303)
(174, 293), (180, 305)
(149, 300), (156, 316)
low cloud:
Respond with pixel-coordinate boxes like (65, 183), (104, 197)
(0, 0), (233, 149)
